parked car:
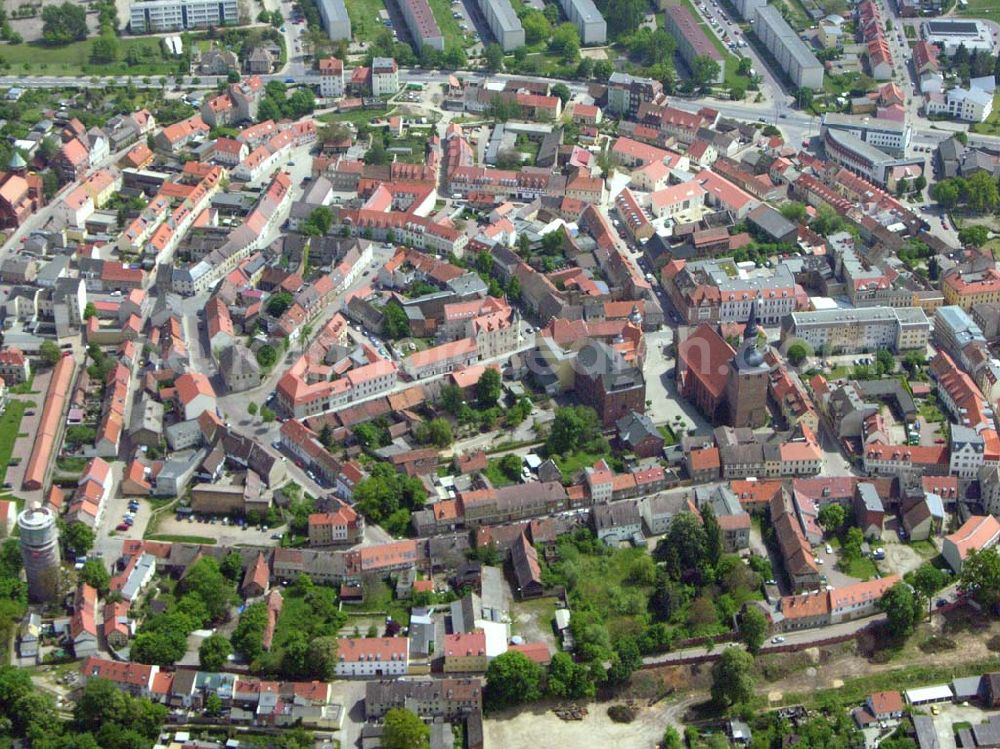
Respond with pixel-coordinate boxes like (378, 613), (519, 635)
(771, 636), (785, 644)
(116, 523), (130, 531)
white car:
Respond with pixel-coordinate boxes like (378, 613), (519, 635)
(771, 636), (785, 644)
(825, 544), (833, 554)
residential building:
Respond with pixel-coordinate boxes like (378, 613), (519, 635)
(753, 5), (824, 89)
(558, 0), (606, 44)
(398, 0), (444, 52)
(943, 515), (1000, 572)
(926, 82), (995, 122)
(371, 58), (399, 97)
(593, 500), (642, 544)
(781, 306), (930, 354)
(606, 72), (663, 117)
(334, 637), (409, 677)
(317, 57), (345, 98)
(308, 503), (364, 546)
(477, 0), (524, 50)
(665, 5), (725, 84)
(443, 631), (488, 673)
(316, 0), (351, 40)
(128, 0), (239, 32)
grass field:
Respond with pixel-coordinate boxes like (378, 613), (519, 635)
(483, 458), (516, 487)
(956, 0), (1000, 16)
(427, 0), (471, 51)
(0, 38), (178, 76)
(838, 555), (879, 580)
(319, 107), (391, 126)
(0, 401), (28, 484)
(984, 238), (1000, 259)
(345, 0), (390, 45)
(146, 534), (217, 545)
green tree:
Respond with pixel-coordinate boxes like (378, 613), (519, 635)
(702, 503), (722, 567)
(961, 546), (1000, 610)
(485, 651), (543, 709)
(911, 563), (948, 616)
(266, 291), (294, 317)
(811, 203), (845, 236)
(548, 23), (580, 62)
(484, 42), (504, 72)
(545, 405), (602, 455)
(878, 582), (923, 639)
(607, 635), (641, 684)
(876, 348), (895, 376)
(691, 55), (721, 88)
(261, 406), (276, 423)
(476, 367), (502, 409)
(522, 10), (551, 44)
(220, 551), (243, 581)
(654, 512), (707, 578)
(498, 453), (523, 481)
(41, 2), (88, 43)
(796, 86), (814, 109)
(740, 606), (768, 654)
(966, 169), (999, 213)
(959, 225), (989, 246)
(302, 205), (333, 236)
(383, 302), (410, 340)
(90, 35), (118, 64)
(547, 651), (596, 698)
(205, 692), (224, 716)
(663, 727), (683, 749)
(414, 417), (453, 448)
(931, 179), (960, 208)
(594, 59), (613, 81)
(177, 557), (233, 624)
(231, 601), (268, 661)
(63, 522), (95, 558)
(199, 633), (232, 671)
(711, 647), (755, 706)
(248, 402), (258, 416)
(383, 707), (430, 749)
(39, 340), (61, 367)
(551, 82), (571, 104)
(817, 503), (846, 534)
(256, 344), (278, 369)
(306, 636), (339, 680)
(79, 558), (110, 595)
(780, 201), (808, 223)
(355, 461), (427, 524)
(786, 341), (809, 366)
(365, 137), (390, 165)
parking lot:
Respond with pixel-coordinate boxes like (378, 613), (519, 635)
(151, 513), (287, 548)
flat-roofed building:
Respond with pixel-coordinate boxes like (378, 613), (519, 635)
(820, 112), (911, 157)
(129, 0), (238, 32)
(781, 306), (930, 354)
(922, 19), (994, 55)
(753, 5), (824, 89)
(665, 5), (725, 85)
(316, 0), (351, 40)
(477, 0), (525, 51)
(559, 0), (606, 44)
(398, 0), (444, 52)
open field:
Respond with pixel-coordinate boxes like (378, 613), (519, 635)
(0, 37), (179, 76)
(344, 0), (390, 45)
(956, 0), (1000, 16)
(0, 400), (29, 484)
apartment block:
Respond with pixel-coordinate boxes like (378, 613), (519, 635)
(558, 0), (606, 44)
(398, 0), (444, 52)
(753, 5), (824, 90)
(129, 0), (238, 32)
(316, 0), (351, 40)
(477, 0), (524, 50)
(781, 306), (930, 354)
(664, 5), (725, 85)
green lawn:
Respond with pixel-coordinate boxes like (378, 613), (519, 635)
(427, 0), (471, 51)
(351, 579), (411, 626)
(553, 450), (607, 483)
(984, 238), (1000, 259)
(0, 401), (28, 484)
(0, 38), (179, 76)
(483, 458), (516, 487)
(344, 0), (390, 45)
(956, 0), (1000, 16)
(319, 107), (391, 126)
(146, 534), (217, 545)
(773, 0), (810, 31)
(838, 555), (879, 581)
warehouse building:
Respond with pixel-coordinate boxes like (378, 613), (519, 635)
(316, 0), (351, 40)
(477, 0), (525, 51)
(665, 5), (725, 85)
(129, 0), (239, 32)
(753, 5), (824, 89)
(559, 0), (607, 45)
(922, 19), (993, 55)
(398, 0), (444, 52)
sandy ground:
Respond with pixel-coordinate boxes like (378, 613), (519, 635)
(485, 697), (690, 749)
